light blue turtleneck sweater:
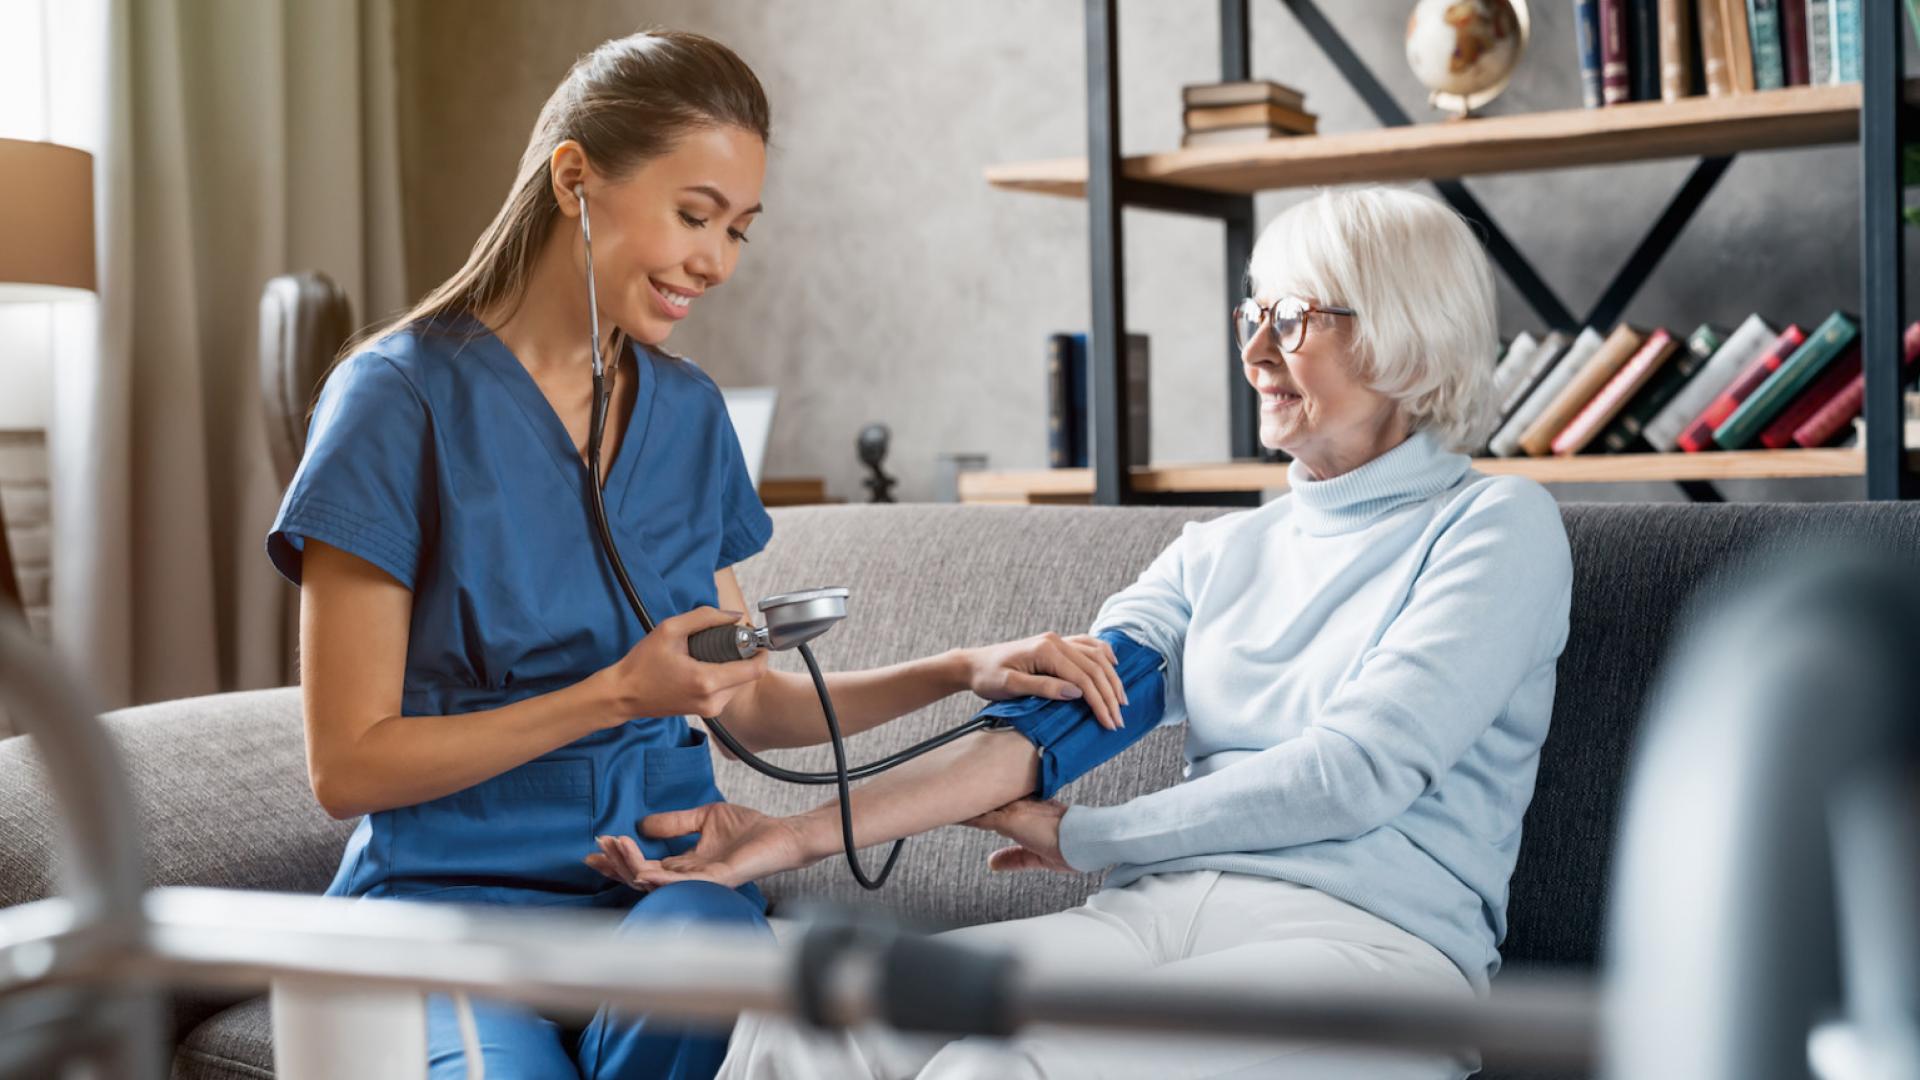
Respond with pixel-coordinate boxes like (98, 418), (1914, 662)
(1063, 429), (1572, 992)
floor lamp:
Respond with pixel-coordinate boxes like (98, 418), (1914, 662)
(0, 138), (96, 613)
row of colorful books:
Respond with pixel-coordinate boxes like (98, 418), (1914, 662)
(1178, 80), (1317, 149)
(1482, 313), (1920, 458)
(1574, 0), (1882, 107)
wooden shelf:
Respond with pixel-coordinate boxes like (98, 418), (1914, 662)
(957, 449), (1872, 504)
(985, 82), (1896, 199)
(759, 476), (839, 507)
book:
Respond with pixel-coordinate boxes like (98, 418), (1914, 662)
(1832, 0), (1862, 81)
(1498, 331), (1570, 420)
(1676, 323), (1808, 450)
(1125, 334), (1150, 468)
(1758, 340), (1861, 448)
(1490, 328), (1606, 456)
(1068, 334), (1090, 466)
(1644, 313), (1778, 450)
(1724, 0), (1758, 91)
(1747, 0), (1787, 88)
(1553, 329), (1680, 454)
(1061, 332), (1151, 469)
(1598, 323), (1724, 452)
(1181, 80), (1306, 111)
(1493, 331), (1543, 403)
(1047, 333), (1073, 467)
(1779, 0), (1811, 84)
(1484, 331), (1570, 452)
(1519, 324), (1647, 456)
(1180, 127), (1303, 148)
(1631, 0), (1664, 99)
(1183, 102), (1317, 135)
(1601, 0), (1635, 103)
(1793, 322), (1920, 446)
(1688, 0), (1711, 92)
(1713, 311), (1858, 448)
(1691, 323), (1732, 359)
(1577, 0), (1606, 107)
(1698, 0), (1735, 93)
(1809, 0), (1835, 82)
(1659, 0), (1696, 100)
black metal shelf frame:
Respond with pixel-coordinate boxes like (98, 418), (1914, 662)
(1079, 0), (1911, 505)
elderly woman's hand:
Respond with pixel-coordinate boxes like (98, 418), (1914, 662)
(965, 797), (1075, 873)
(960, 632), (1129, 730)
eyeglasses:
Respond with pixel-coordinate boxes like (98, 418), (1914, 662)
(1232, 296), (1357, 354)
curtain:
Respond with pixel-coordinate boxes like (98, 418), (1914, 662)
(40, 0), (406, 707)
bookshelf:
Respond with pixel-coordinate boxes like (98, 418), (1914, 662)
(960, 448), (1880, 504)
(975, 0), (1915, 506)
(986, 82), (1885, 197)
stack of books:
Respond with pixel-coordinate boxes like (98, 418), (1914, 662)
(1482, 313), (1920, 458)
(1180, 80), (1316, 149)
(1573, 0), (1884, 108)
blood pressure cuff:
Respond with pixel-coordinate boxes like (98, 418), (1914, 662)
(975, 629), (1167, 800)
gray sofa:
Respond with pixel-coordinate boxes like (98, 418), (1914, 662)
(6, 500), (1920, 1079)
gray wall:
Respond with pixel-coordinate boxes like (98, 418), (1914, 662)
(394, 0), (1906, 504)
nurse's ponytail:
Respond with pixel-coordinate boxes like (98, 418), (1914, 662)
(320, 28), (770, 409)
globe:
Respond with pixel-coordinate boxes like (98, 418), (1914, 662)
(1404, 0), (1529, 119)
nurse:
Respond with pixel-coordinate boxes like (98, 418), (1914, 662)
(265, 29), (1125, 1080)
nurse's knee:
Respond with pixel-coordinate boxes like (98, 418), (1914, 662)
(622, 881), (769, 934)
(425, 993), (575, 1080)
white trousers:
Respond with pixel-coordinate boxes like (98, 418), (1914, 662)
(721, 870), (1477, 1080)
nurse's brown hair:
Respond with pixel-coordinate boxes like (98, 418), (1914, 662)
(323, 28), (769, 401)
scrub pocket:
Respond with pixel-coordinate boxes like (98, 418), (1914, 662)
(640, 730), (727, 860)
(634, 729), (768, 914)
(386, 757), (599, 894)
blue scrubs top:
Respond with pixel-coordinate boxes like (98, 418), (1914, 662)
(266, 313), (772, 909)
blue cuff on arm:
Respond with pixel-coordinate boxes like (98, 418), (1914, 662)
(973, 630), (1168, 800)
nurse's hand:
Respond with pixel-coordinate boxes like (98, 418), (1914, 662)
(596, 607), (768, 721)
(961, 632), (1129, 730)
(584, 803), (810, 890)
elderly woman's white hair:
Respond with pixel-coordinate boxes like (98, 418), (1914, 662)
(1248, 186), (1500, 451)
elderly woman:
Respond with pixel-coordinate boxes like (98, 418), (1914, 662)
(590, 186), (1573, 1079)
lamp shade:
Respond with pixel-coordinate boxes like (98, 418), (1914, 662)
(0, 138), (96, 302)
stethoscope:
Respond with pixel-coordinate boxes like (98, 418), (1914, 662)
(572, 185), (998, 889)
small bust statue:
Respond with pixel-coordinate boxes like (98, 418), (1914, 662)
(858, 423), (898, 504)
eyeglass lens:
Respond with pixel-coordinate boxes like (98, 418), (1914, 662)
(1235, 301), (1303, 352)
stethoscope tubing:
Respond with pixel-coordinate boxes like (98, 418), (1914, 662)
(576, 186), (999, 889)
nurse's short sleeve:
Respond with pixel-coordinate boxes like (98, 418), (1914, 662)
(266, 353), (435, 590)
(715, 405), (773, 570)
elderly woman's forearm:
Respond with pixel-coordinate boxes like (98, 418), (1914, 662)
(789, 729), (1039, 860)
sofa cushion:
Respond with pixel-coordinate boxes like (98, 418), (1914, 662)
(173, 997), (271, 1080)
(0, 685), (350, 908)
(0, 685), (354, 1045)
(1503, 501), (1920, 971)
